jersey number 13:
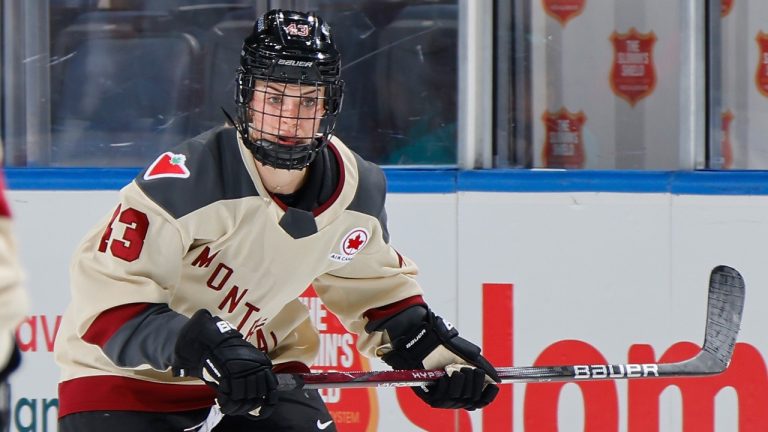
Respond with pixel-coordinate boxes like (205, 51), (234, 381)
(98, 204), (150, 262)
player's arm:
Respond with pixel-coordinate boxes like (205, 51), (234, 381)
(84, 303), (278, 418)
(76, 183), (276, 418)
(84, 302), (278, 418)
(72, 182), (188, 370)
(316, 246), (499, 410)
(313, 164), (499, 410)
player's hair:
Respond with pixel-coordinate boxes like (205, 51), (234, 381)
(234, 9), (344, 170)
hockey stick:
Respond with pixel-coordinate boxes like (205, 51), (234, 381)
(274, 265), (745, 391)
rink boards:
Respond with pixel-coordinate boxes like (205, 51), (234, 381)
(6, 169), (768, 432)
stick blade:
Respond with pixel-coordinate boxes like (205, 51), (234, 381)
(702, 265), (745, 370)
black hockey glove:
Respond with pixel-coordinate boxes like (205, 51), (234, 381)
(172, 309), (278, 418)
(378, 307), (500, 411)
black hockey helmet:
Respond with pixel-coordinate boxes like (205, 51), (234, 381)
(234, 9), (344, 170)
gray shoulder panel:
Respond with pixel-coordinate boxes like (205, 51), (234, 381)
(136, 127), (259, 219)
(102, 303), (187, 370)
(348, 153), (390, 243)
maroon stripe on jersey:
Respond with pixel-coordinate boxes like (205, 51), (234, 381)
(58, 376), (215, 417)
(395, 250), (405, 268)
(0, 174), (10, 217)
(313, 142), (345, 216)
(269, 193), (288, 211)
(82, 303), (151, 347)
(363, 295), (426, 323)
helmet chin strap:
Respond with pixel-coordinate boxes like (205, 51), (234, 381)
(250, 137), (320, 170)
(254, 159), (308, 194)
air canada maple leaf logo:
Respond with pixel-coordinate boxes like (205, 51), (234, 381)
(143, 152), (191, 180)
(330, 228), (370, 263)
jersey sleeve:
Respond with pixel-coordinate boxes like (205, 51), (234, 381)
(0, 173), (29, 369)
(313, 244), (425, 358)
(69, 181), (190, 371)
(312, 158), (425, 359)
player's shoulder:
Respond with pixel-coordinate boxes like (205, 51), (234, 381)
(330, 136), (387, 217)
(134, 126), (259, 219)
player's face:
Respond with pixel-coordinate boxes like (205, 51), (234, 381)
(248, 81), (325, 145)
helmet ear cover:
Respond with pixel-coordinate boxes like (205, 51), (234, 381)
(233, 9), (344, 170)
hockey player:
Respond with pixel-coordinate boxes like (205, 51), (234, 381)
(54, 9), (499, 431)
(0, 162), (29, 432)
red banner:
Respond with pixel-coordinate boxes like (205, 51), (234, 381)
(541, 108), (587, 168)
(610, 28), (657, 106)
(542, 0), (586, 26)
(300, 287), (378, 431)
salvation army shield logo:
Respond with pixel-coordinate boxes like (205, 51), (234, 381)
(542, 108), (587, 168)
(330, 228), (370, 263)
(143, 152), (190, 180)
(610, 28), (657, 107)
(721, 0), (734, 17)
(755, 32), (768, 98)
(542, 0), (586, 27)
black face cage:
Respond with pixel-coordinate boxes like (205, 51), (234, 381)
(235, 71), (343, 170)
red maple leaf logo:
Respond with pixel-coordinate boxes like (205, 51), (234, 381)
(346, 234), (364, 251)
(340, 229), (369, 257)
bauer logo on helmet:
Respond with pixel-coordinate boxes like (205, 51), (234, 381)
(277, 59), (313, 67)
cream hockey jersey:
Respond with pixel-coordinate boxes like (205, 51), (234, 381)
(0, 171), (28, 373)
(54, 127), (426, 416)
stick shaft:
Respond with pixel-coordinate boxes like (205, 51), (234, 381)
(275, 356), (719, 391)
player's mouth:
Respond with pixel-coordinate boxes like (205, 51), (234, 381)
(277, 136), (302, 145)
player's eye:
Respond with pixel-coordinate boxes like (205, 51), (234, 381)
(301, 97), (318, 108)
(267, 95), (283, 104)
